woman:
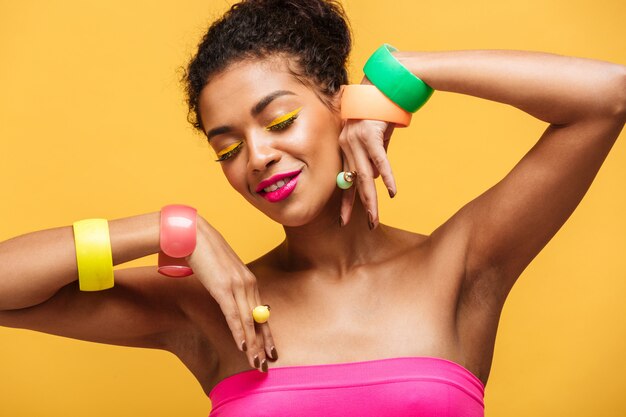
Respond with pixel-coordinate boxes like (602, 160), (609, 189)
(1, 0), (624, 415)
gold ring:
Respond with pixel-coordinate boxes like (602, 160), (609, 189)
(343, 171), (357, 183)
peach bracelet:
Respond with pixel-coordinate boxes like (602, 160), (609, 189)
(340, 84), (412, 127)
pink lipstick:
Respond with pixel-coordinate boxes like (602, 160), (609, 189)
(257, 170), (302, 203)
(256, 170), (302, 193)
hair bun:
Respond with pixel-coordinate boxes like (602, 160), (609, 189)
(242, 0), (351, 56)
(183, 0), (352, 133)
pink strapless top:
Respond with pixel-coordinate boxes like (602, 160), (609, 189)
(208, 356), (485, 416)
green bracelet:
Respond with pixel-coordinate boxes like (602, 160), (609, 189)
(363, 44), (434, 113)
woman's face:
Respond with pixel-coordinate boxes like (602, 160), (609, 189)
(197, 57), (344, 226)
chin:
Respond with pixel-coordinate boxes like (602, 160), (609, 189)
(262, 203), (320, 227)
(264, 190), (341, 227)
(241, 168), (340, 226)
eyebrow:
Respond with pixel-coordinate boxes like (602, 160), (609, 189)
(205, 90), (296, 142)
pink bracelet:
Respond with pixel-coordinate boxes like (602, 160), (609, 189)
(157, 204), (197, 278)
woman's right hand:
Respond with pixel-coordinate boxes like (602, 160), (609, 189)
(184, 216), (276, 372)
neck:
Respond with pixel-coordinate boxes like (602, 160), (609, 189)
(276, 191), (391, 276)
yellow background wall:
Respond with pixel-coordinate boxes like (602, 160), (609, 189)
(1, 1), (625, 416)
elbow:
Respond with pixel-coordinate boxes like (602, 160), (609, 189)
(574, 64), (626, 124)
(610, 65), (626, 120)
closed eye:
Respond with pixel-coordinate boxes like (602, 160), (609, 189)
(214, 107), (302, 162)
(265, 107), (302, 131)
(214, 141), (244, 162)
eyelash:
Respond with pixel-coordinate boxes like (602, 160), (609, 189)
(266, 113), (298, 131)
(214, 141), (244, 162)
(214, 113), (300, 162)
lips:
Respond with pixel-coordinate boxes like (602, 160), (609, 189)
(259, 172), (301, 203)
(255, 169), (303, 193)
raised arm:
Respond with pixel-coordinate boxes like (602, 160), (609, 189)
(395, 49), (626, 301)
(395, 49), (626, 125)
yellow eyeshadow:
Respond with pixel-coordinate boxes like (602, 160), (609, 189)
(216, 141), (242, 157)
(265, 107), (303, 129)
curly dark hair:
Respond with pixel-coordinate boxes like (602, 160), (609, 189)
(181, 0), (352, 135)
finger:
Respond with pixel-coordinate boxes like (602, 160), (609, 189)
(350, 139), (379, 229)
(340, 160), (357, 226)
(383, 123), (396, 150)
(243, 274), (268, 370)
(365, 140), (396, 199)
(215, 291), (248, 356)
(371, 157), (380, 179)
(382, 124), (397, 197)
(383, 123), (396, 152)
(253, 286), (278, 363)
(338, 126), (358, 225)
(233, 276), (261, 369)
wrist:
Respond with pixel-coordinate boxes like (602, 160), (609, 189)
(363, 44), (434, 113)
(390, 50), (432, 85)
(157, 204), (197, 277)
(184, 214), (210, 262)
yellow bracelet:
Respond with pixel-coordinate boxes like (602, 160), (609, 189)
(72, 218), (114, 291)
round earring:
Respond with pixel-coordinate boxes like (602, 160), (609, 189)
(336, 171), (357, 189)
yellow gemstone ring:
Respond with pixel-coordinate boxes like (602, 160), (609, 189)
(252, 304), (271, 324)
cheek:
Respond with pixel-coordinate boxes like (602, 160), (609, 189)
(316, 124), (343, 168)
(222, 164), (247, 193)
(300, 113), (342, 161)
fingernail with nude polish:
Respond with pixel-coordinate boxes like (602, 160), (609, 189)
(368, 210), (375, 230)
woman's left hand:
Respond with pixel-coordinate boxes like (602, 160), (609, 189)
(338, 107), (397, 230)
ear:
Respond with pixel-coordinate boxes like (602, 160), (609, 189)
(329, 85), (345, 129)
(331, 85), (345, 110)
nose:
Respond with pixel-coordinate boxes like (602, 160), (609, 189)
(246, 131), (281, 172)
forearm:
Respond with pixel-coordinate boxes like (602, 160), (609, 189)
(0, 211), (161, 310)
(393, 49), (626, 125)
